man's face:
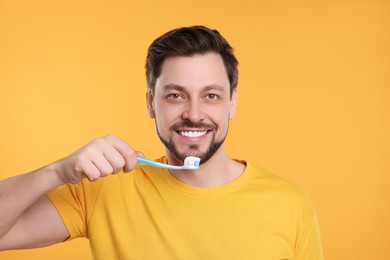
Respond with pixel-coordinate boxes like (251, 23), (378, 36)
(147, 52), (237, 165)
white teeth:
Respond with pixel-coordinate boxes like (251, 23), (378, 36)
(179, 131), (207, 138)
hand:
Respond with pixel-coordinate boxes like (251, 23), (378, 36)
(54, 135), (143, 184)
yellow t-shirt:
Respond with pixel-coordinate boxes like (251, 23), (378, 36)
(46, 158), (323, 260)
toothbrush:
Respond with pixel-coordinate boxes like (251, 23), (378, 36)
(137, 156), (201, 170)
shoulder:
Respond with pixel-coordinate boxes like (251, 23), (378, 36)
(245, 162), (316, 212)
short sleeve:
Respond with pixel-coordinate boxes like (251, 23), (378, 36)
(294, 207), (324, 260)
(46, 178), (104, 240)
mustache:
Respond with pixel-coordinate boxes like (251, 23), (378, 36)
(170, 119), (217, 131)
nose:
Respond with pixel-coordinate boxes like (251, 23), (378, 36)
(181, 100), (205, 122)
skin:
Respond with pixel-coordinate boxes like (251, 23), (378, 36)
(0, 135), (142, 250)
(147, 52), (244, 187)
(0, 52), (245, 251)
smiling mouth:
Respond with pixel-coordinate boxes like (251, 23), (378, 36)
(178, 131), (208, 138)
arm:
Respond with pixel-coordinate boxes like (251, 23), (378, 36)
(0, 134), (141, 250)
(0, 164), (67, 250)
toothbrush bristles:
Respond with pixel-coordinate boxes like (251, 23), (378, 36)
(184, 156), (201, 168)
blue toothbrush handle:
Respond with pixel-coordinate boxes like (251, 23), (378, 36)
(137, 157), (183, 170)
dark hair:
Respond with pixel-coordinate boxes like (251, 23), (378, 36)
(145, 25), (238, 96)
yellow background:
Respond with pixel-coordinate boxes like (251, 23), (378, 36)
(0, 0), (389, 259)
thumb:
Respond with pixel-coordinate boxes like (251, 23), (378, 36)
(135, 151), (145, 158)
(123, 150), (145, 173)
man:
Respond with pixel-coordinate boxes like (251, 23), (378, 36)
(0, 26), (323, 259)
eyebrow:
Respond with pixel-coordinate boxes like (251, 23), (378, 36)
(203, 85), (226, 93)
(162, 84), (226, 93)
(162, 84), (186, 92)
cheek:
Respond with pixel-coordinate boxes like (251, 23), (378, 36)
(205, 112), (230, 135)
(154, 108), (177, 132)
(212, 104), (232, 123)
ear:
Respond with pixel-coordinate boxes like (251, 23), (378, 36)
(146, 89), (155, 118)
(229, 89), (238, 120)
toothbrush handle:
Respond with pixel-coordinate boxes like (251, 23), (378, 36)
(137, 157), (182, 170)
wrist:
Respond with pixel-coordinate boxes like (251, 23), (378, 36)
(39, 161), (67, 189)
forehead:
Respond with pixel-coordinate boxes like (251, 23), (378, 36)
(155, 52), (230, 92)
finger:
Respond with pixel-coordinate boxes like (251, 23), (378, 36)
(135, 151), (145, 158)
(103, 135), (139, 172)
(79, 161), (101, 182)
(122, 151), (146, 173)
(101, 146), (126, 174)
(80, 141), (115, 177)
(122, 149), (143, 172)
(91, 156), (114, 177)
(88, 135), (126, 174)
(97, 135), (127, 173)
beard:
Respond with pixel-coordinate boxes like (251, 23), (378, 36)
(156, 119), (227, 165)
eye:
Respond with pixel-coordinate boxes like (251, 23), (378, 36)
(167, 93), (183, 100)
(206, 94), (219, 100)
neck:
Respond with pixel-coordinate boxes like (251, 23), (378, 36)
(166, 146), (245, 188)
